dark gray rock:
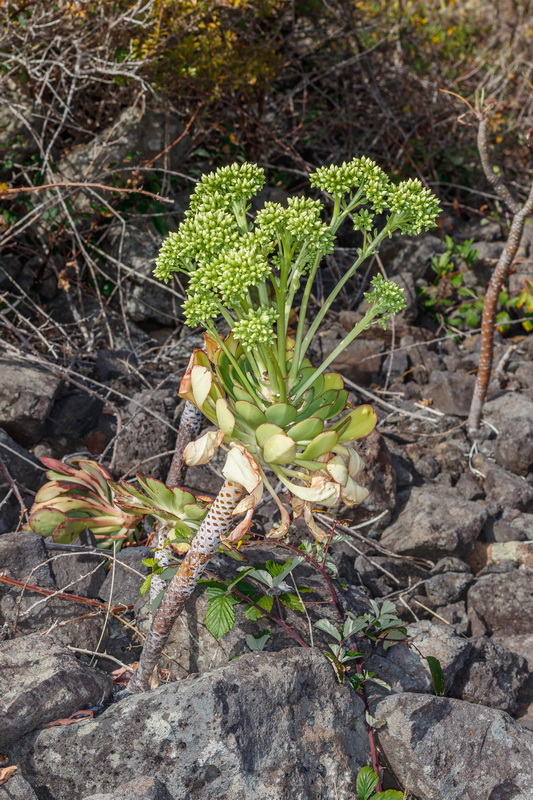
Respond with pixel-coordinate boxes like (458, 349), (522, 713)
(112, 379), (179, 480)
(430, 557), (471, 575)
(82, 777), (173, 800)
(484, 393), (533, 476)
(434, 601), (470, 636)
(105, 221), (183, 325)
(424, 572), (473, 605)
(0, 532), (107, 649)
(0, 633), (112, 750)
(379, 486), (487, 560)
(454, 471), (485, 501)
(94, 350), (139, 382)
(0, 355), (61, 446)
(351, 431), (397, 531)
(12, 649), (370, 800)
(491, 633), (533, 670)
(47, 545), (107, 599)
(0, 773), (39, 800)
(375, 693), (533, 799)
(43, 391), (103, 440)
(421, 370), (476, 417)
(484, 465), (533, 513)
(368, 621), (527, 714)
(453, 637), (529, 715)
(0, 430), (44, 533)
(468, 570), (533, 635)
(414, 454), (440, 479)
(406, 341), (442, 385)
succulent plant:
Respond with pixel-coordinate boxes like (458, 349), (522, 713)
(179, 335), (377, 526)
(128, 159), (440, 691)
(28, 460), (213, 551)
(28, 458), (142, 548)
(111, 474), (212, 546)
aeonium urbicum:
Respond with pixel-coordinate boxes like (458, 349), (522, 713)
(155, 160), (439, 534)
(128, 160), (440, 693)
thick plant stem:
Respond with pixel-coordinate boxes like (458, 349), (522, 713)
(128, 479), (244, 693)
(166, 400), (203, 487)
(467, 203), (533, 436)
(466, 116), (533, 436)
(149, 401), (203, 611)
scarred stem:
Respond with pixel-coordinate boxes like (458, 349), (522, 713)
(467, 118), (533, 436)
(128, 479), (244, 693)
(166, 400), (203, 487)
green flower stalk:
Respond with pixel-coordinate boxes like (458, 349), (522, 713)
(129, 158), (440, 692)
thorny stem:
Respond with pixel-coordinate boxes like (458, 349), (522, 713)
(355, 661), (383, 792)
(128, 480), (244, 693)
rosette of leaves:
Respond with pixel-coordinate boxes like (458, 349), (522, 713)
(180, 333), (379, 516)
(111, 474), (212, 545)
(28, 458), (142, 548)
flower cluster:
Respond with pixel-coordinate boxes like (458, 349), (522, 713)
(388, 178), (442, 235)
(310, 156), (391, 212)
(232, 307), (278, 348)
(255, 197), (334, 261)
(188, 162), (265, 214)
(154, 209), (240, 282)
(189, 242), (271, 306)
(364, 274), (406, 328)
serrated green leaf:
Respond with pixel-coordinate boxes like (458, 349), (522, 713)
(279, 592), (305, 612)
(205, 595), (237, 638)
(427, 655), (445, 696)
(246, 632), (270, 651)
(315, 618), (342, 641)
(372, 791), (404, 799)
(245, 594), (273, 621)
(356, 766), (379, 800)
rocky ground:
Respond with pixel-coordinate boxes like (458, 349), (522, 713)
(1, 103), (533, 800)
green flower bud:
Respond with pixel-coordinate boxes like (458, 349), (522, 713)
(364, 275), (406, 329)
(232, 307), (279, 348)
(388, 178), (441, 235)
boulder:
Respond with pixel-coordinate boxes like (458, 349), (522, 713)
(484, 465), (533, 514)
(81, 777), (173, 800)
(484, 392), (533, 476)
(0, 532), (106, 650)
(366, 621), (528, 714)
(0, 354), (61, 446)
(375, 693), (533, 799)
(0, 430), (44, 533)
(467, 569), (533, 635)
(379, 486), (486, 559)
(0, 633), (112, 750)
(0, 772), (39, 800)
(11, 649), (370, 800)
(112, 379), (179, 480)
